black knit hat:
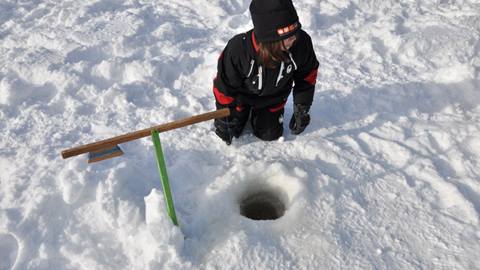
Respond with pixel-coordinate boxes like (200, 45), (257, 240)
(249, 0), (301, 42)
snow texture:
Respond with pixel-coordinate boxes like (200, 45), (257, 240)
(1, 0), (480, 269)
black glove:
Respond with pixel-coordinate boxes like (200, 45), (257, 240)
(289, 104), (311, 135)
(214, 117), (241, 145)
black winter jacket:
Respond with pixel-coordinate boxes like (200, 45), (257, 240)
(213, 29), (319, 109)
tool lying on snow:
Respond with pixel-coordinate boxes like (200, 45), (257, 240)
(61, 108), (230, 163)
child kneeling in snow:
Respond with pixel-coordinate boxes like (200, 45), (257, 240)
(212, 0), (319, 145)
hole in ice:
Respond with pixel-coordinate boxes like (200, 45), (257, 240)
(239, 190), (286, 220)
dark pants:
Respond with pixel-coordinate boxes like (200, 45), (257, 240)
(214, 103), (285, 141)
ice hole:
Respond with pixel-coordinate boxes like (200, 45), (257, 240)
(239, 190), (286, 220)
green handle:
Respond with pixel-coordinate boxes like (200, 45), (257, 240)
(151, 130), (178, 226)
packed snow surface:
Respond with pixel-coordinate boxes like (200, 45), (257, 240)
(1, 0), (480, 269)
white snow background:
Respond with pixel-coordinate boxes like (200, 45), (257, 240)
(1, 0), (480, 269)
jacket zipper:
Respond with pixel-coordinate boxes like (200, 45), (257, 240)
(276, 61), (285, 87)
(247, 59), (255, 77)
(258, 65), (263, 90)
(288, 52), (297, 70)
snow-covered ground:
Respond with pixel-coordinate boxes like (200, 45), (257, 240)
(1, 0), (480, 269)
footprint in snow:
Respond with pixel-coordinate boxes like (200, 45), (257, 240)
(0, 233), (19, 270)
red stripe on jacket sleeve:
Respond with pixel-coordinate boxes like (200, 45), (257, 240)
(213, 86), (234, 105)
(304, 68), (318, 85)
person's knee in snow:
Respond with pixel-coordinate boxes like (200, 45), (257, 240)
(214, 105), (250, 144)
(251, 107), (284, 141)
